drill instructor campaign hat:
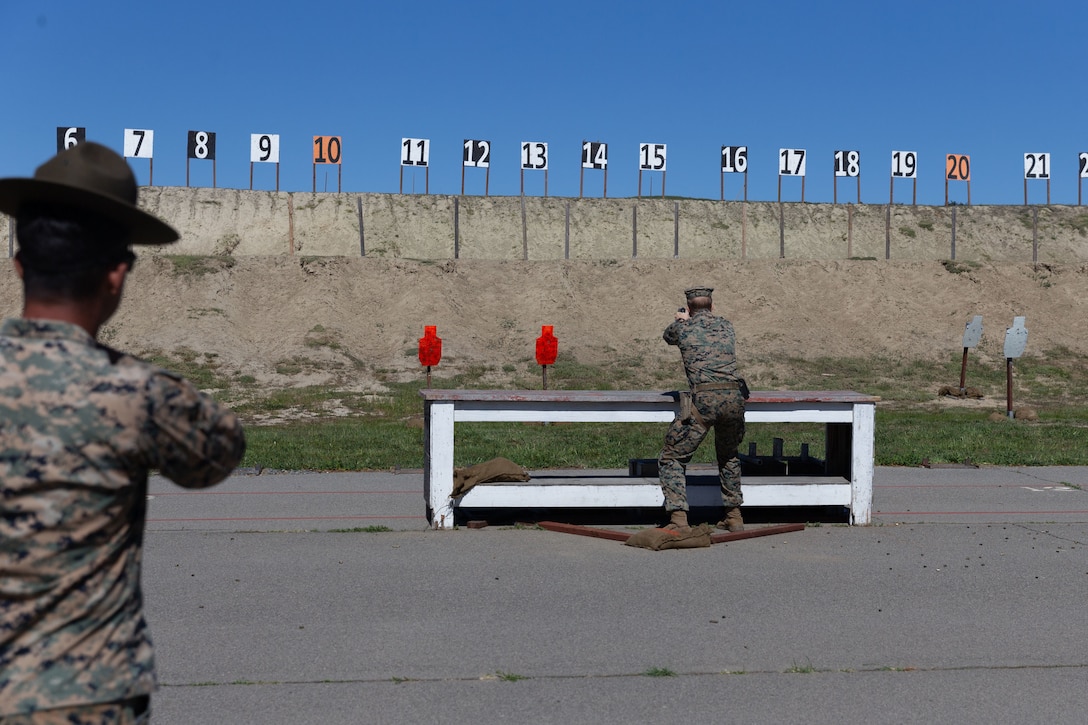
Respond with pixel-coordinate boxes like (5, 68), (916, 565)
(0, 141), (178, 244)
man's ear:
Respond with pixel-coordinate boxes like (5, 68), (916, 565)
(104, 262), (128, 297)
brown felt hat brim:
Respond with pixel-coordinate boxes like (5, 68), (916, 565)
(0, 142), (178, 245)
(0, 177), (179, 245)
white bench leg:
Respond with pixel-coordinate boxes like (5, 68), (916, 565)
(425, 401), (456, 529)
(850, 403), (875, 524)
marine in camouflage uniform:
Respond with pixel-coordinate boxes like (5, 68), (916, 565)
(658, 287), (746, 530)
(0, 142), (245, 722)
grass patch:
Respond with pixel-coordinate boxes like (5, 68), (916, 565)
(164, 254), (235, 276)
(941, 259), (981, 274)
(327, 525), (392, 533)
(141, 345), (1088, 471)
(644, 667), (677, 677)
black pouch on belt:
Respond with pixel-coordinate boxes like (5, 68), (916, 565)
(738, 377), (750, 400)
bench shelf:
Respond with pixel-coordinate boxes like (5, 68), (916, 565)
(421, 390), (877, 528)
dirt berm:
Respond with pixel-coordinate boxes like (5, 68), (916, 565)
(1, 190), (1086, 395)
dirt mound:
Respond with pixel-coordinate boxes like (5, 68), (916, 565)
(3, 256), (1079, 396)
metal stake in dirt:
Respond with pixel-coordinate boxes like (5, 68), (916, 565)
(418, 326), (442, 388)
(1003, 317), (1028, 419)
(960, 315), (983, 395)
(536, 325), (558, 390)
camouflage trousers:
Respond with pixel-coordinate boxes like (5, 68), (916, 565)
(1, 697), (150, 724)
(658, 389), (745, 512)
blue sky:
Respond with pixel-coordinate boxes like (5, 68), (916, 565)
(3, 1), (1085, 206)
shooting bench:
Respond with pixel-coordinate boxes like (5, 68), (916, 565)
(420, 389), (878, 529)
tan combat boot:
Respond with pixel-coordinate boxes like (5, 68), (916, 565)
(717, 507), (744, 532)
(665, 509), (690, 532)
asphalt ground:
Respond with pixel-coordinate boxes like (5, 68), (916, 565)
(144, 466), (1088, 724)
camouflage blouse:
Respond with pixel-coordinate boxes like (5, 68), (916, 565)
(663, 309), (738, 388)
(0, 318), (245, 715)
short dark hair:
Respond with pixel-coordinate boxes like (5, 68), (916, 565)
(16, 203), (130, 301)
(688, 295), (712, 312)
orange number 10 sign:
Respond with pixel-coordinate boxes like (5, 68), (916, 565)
(312, 135), (342, 192)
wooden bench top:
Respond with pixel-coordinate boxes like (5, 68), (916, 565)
(420, 389), (880, 405)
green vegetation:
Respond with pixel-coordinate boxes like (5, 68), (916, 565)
(644, 667), (677, 677)
(1060, 213), (1088, 236)
(164, 254), (236, 276)
(898, 226), (916, 239)
(139, 348), (1088, 471)
(940, 259), (981, 274)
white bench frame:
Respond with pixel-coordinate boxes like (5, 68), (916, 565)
(420, 390), (878, 529)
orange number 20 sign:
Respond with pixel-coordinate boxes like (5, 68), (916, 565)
(945, 154), (970, 181)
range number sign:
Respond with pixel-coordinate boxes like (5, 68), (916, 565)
(124, 129), (154, 159)
(581, 141), (607, 170)
(251, 134), (280, 163)
(779, 148), (806, 176)
(721, 146), (748, 173)
(402, 138), (430, 166)
(463, 140), (490, 168)
(639, 143), (667, 171)
(521, 141), (548, 170)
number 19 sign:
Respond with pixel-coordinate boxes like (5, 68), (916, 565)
(890, 150), (917, 205)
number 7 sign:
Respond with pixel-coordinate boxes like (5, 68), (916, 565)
(124, 128), (155, 185)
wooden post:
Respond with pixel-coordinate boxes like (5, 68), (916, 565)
(959, 348), (969, 395)
(363, 194), (372, 256)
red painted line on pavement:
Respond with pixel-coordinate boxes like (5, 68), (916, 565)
(875, 510), (1088, 516)
(875, 484), (1036, 488)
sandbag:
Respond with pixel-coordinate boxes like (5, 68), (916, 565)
(624, 523), (713, 550)
(451, 457), (530, 497)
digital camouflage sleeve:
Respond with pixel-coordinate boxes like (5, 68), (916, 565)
(0, 318), (245, 716)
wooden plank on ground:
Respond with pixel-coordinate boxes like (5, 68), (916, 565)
(536, 520), (805, 544)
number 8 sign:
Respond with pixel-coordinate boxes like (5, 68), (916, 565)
(187, 131), (216, 160)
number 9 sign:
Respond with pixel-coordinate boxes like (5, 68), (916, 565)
(251, 134), (280, 163)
